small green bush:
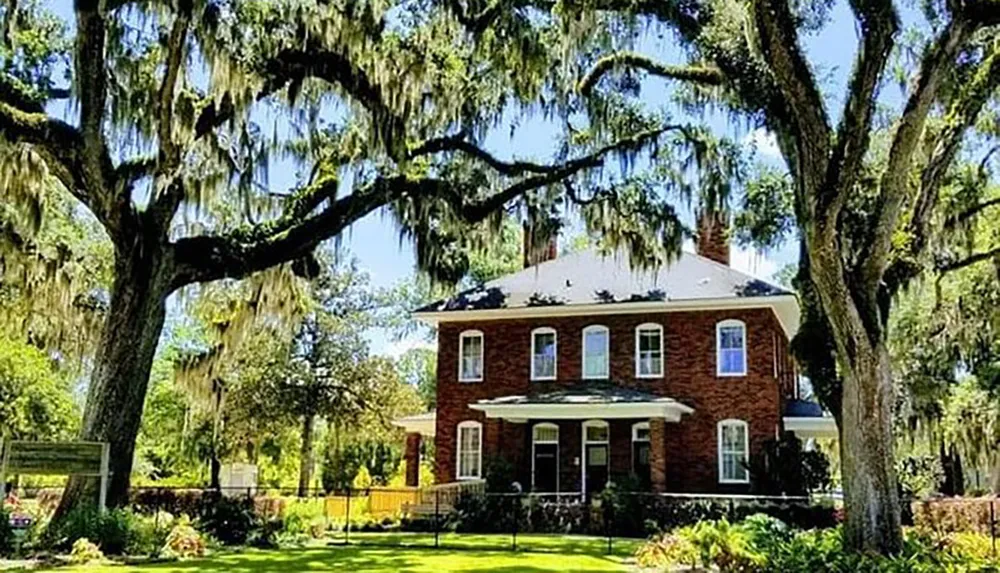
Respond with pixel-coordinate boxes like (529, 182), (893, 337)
(687, 519), (764, 572)
(49, 507), (139, 555)
(282, 499), (326, 538)
(68, 538), (104, 565)
(196, 493), (257, 545)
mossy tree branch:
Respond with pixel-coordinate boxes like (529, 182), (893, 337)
(577, 52), (724, 96)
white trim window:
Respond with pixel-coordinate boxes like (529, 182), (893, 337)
(716, 320), (747, 377)
(457, 421), (483, 480)
(531, 327), (558, 381)
(581, 419), (610, 494)
(718, 419), (749, 484)
(632, 421), (651, 442)
(459, 330), (484, 382)
(635, 323), (664, 378)
(582, 325), (610, 379)
(532, 423), (560, 492)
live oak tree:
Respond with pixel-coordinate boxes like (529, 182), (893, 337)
(442, 0), (1000, 554)
(892, 213), (1000, 492)
(0, 0), (696, 515)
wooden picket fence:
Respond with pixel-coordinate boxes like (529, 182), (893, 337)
(322, 481), (485, 520)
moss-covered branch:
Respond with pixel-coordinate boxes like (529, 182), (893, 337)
(861, 17), (975, 288)
(577, 52), (724, 95)
(751, 0), (832, 211)
(823, 0), (897, 220)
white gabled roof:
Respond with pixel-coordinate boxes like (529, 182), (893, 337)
(414, 249), (800, 336)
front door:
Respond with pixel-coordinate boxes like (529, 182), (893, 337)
(533, 443), (559, 492)
(585, 443), (609, 496)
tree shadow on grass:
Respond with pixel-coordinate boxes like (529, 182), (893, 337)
(130, 545), (627, 573)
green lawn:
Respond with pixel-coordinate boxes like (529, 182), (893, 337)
(34, 534), (642, 573)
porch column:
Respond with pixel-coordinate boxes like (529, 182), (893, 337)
(404, 432), (422, 487)
(650, 418), (667, 492)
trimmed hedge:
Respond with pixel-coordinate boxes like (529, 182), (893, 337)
(438, 493), (839, 538)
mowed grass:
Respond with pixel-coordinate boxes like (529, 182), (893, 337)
(35, 533), (643, 573)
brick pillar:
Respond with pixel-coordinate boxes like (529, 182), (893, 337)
(405, 433), (422, 487)
(650, 419), (668, 492)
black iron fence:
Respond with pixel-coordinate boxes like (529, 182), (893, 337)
(9, 484), (1000, 557)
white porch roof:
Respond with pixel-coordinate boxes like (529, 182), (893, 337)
(470, 400), (694, 422)
(783, 416), (838, 439)
(393, 411), (436, 437)
(469, 384), (695, 422)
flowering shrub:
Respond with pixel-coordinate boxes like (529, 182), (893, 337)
(68, 538), (104, 565)
(634, 530), (698, 569)
(162, 517), (206, 559)
(635, 515), (1000, 573)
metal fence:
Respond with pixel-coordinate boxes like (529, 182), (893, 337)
(9, 483), (1000, 557)
(317, 489), (845, 555)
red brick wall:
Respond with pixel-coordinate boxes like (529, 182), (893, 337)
(434, 307), (791, 493)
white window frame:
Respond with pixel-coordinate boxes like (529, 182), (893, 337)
(717, 419), (750, 484)
(581, 325), (610, 380)
(456, 421), (483, 480)
(581, 419), (610, 494)
(458, 330), (484, 382)
(716, 320), (747, 377)
(634, 323), (664, 378)
(530, 327), (558, 381)
(531, 423), (560, 492)
(632, 421), (650, 442)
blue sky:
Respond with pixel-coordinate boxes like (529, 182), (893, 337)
(43, 0), (920, 356)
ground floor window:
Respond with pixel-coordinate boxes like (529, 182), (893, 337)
(457, 421), (483, 480)
(718, 419), (749, 483)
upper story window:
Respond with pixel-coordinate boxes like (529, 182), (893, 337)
(459, 330), (484, 382)
(718, 419), (749, 483)
(582, 325), (610, 379)
(531, 327), (557, 381)
(635, 323), (664, 378)
(457, 421), (483, 480)
(716, 320), (747, 377)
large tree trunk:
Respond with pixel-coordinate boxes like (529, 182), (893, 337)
(298, 412), (316, 497)
(836, 328), (903, 552)
(805, 236), (902, 554)
(56, 237), (173, 517)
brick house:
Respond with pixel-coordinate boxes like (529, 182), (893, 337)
(394, 234), (835, 495)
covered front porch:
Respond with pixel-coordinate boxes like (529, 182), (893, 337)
(470, 385), (694, 495)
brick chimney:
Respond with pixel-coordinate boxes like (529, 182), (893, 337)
(522, 223), (558, 268)
(695, 211), (730, 266)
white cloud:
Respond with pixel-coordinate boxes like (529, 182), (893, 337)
(383, 336), (437, 359)
(743, 128), (781, 159)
